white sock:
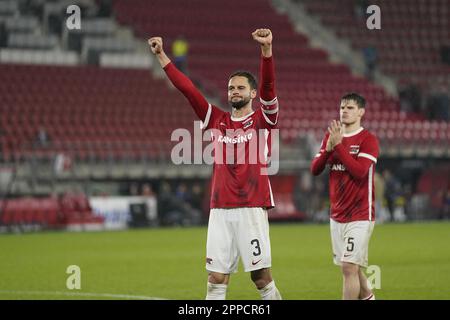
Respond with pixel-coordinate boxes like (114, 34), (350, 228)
(206, 282), (227, 300)
(361, 293), (376, 300)
(258, 281), (282, 300)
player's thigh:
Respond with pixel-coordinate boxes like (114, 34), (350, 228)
(330, 218), (345, 266)
(206, 209), (239, 274)
(341, 220), (375, 267)
(236, 208), (272, 272)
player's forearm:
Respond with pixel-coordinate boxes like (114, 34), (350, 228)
(156, 51), (171, 68)
(334, 144), (371, 179)
(310, 152), (330, 176)
(261, 44), (272, 58)
(259, 53), (275, 101)
(163, 63), (209, 120)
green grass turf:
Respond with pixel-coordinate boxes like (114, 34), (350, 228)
(0, 221), (449, 300)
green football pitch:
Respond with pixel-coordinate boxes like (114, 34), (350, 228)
(1, 222), (449, 300)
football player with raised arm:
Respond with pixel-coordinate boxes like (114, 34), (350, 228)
(149, 29), (281, 300)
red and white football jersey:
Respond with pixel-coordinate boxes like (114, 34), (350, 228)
(201, 99), (278, 208)
(164, 55), (278, 209)
(311, 127), (379, 222)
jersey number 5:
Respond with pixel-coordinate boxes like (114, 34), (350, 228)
(346, 237), (355, 252)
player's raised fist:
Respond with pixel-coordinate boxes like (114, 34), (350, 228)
(148, 37), (163, 54)
(252, 29), (273, 46)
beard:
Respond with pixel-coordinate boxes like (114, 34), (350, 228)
(229, 95), (251, 110)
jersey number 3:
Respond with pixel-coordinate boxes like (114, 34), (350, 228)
(251, 239), (261, 256)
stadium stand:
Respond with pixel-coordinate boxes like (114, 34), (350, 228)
(302, 0), (450, 89)
(0, 0), (448, 164)
(112, 0), (449, 151)
(0, 0), (448, 230)
(0, 63), (196, 162)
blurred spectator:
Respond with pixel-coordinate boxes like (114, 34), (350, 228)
(299, 173), (329, 223)
(353, 0), (368, 20)
(129, 182), (140, 196)
(181, 202), (202, 226)
(399, 82), (423, 114)
(382, 169), (402, 222)
(374, 171), (389, 223)
(362, 45), (378, 80)
(442, 188), (450, 220)
(293, 171), (314, 218)
(431, 189), (446, 220)
(157, 181), (183, 226)
(54, 153), (72, 175)
(440, 45), (450, 65)
(172, 35), (189, 74)
(393, 195), (407, 222)
(401, 184), (413, 222)
(425, 82), (450, 121)
(175, 182), (191, 202)
(190, 182), (205, 213)
(0, 23), (6, 47)
(22, 0), (44, 19)
(142, 183), (158, 224)
(77, 0), (97, 17)
(176, 182), (203, 226)
(34, 127), (50, 148)
(304, 131), (320, 160)
(96, 0), (113, 17)
(314, 178), (330, 222)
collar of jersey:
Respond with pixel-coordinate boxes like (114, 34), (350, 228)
(231, 111), (255, 122)
(343, 127), (364, 137)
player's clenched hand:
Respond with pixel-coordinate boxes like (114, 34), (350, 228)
(252, 29), (272, 46)
(148, 37), (163, 54)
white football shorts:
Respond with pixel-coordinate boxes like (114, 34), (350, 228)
(206, 207), (272, 274)
(330, 218), (375, 268)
